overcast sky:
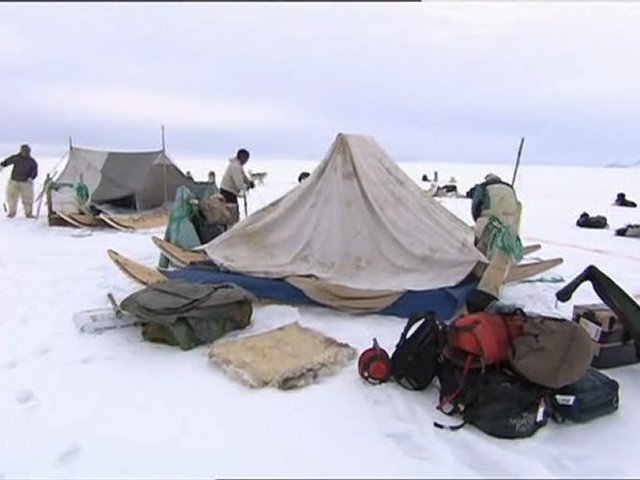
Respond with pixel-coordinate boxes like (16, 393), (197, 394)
(1, 2), (640, 166)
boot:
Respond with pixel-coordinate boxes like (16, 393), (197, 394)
(465, 288), (499, 313)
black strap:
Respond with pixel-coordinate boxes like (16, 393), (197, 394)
(395, 311), (437, 348)
(433, 420), (466, 431)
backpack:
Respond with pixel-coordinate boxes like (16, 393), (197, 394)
(390, 312), (441, 390)
(120, 279), (255, 350)
(435, 357), (550, 439)
(444, 311), (525, 369)
(576, 213), (608, 229)
(549, 367), (619, 423)
(199, 195), (232, 225)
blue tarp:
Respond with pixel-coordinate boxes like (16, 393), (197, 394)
(163, 263), (478, 320)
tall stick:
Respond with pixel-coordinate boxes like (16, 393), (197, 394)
(511, 137), (525, 187)
(161, 124), (168, 204)
(242, 193), (248, 218)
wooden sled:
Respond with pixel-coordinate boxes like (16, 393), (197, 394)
(56, 211), (108, 229)
(505, 257), (563, 284)
(54, 206), (167, 232)
(107, 249), (166, 285)
(108, 248), (562, 290)
(99, 213), (135, 232)
(151, 236), (209, 266)
(99, 207), (168, 232)
(521, 243), (541, 257)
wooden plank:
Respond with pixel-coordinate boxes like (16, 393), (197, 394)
(106, 249), (166, 286)
(151, 236), (209, 266)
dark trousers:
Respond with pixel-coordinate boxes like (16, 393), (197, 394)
(220, 188), (238, 204)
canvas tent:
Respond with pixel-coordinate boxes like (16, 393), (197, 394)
(177, 133), (487, 314)
(49, 146), (194, 214)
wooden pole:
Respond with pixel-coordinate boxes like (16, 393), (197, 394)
(511, 137), (525, 187)
(161, 124), (168, 204)
(242, 193), (248, 218)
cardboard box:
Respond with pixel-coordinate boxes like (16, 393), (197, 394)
(577, 316), (630, 343)
(573, 303), (618, 331)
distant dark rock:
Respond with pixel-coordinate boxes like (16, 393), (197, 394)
(605, 162), (628, 168)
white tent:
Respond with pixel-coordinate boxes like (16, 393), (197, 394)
(202, 133), (485, 295)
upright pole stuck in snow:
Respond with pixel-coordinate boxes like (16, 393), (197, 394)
(161, 124), (168, 204)
(68, 136), (73, 150)
(242, 193), (248, 218)
(511, 137), (525, 187)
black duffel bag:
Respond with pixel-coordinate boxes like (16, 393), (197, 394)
(550, 367), (620, 423)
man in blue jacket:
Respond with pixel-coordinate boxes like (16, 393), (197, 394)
(0, 144), (39, 218)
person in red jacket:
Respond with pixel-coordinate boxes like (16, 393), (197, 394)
(0, 144), (38, 218)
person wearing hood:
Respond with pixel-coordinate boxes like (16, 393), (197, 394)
(0, 144), (38, 218)
(219, 148), (255, 225)
(466, 173), (523, 312)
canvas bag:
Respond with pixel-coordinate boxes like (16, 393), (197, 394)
(390, 312), (441, 390)
(508, 315), (595, 389)
(120, 279), (255, 350)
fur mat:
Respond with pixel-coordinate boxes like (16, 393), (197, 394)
(207, 322), (357, 390)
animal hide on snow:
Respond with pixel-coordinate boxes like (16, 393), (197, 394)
(207, 322), (357, 390)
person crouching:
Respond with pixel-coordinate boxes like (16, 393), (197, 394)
(466, 173), (523, 312)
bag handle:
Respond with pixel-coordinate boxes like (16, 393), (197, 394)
(145, 282), (236, 314)
(395, 311), (437, 348)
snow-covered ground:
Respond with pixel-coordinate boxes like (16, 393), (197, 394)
(0, 153), (639, 478)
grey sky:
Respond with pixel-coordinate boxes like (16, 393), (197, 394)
(1, 2), (640, 165)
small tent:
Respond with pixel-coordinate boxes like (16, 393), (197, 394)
(163, 133), (487, 316)
(50, 146), (194, 214)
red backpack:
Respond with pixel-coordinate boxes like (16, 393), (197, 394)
(444, 311), (525, 369)
(438, 311), (526, 413)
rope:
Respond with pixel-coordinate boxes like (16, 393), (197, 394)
(517, 275), (566, 284)
(482, 216), (523, 263)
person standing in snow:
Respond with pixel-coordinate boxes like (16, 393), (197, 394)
(466, 173), (523, 312)
(0, 144), (38, 218)
(219, 148), (255, 225)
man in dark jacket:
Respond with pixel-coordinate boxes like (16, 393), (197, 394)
(0, 144), (38, 218)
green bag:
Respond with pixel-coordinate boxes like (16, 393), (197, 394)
(120, 279), (255, 350)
